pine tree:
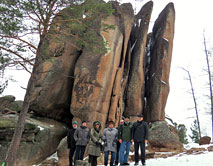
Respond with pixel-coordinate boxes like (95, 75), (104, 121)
(190, 119), (200, 143)
(177, 124), (188, 144)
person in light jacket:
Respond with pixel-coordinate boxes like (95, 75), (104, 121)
(74, 120), (90, 164)
(88, 121), (102, 166)
(102, 121), (118, 166)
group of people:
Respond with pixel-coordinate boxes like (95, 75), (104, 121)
(67, 114), (149, 166)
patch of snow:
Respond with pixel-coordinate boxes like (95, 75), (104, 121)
(32, 153), (58, 166)
(131, 40), (137, 52)
(50, 125), (54, 127)
(184, 143), (212, 150)
(83, 14), (86, 19)
(151, 73), (155, 77)
(138, 19), (141, 25)
(38, 126), (44, 131)
(164, 38), (169, 42)
(74, 0), (85, 5)
(161, 80), (167, 85)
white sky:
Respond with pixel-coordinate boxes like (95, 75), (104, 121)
(2, 0), (213, 138)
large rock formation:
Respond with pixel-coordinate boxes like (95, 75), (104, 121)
(125, 1), (153, 121)
(71, 2), (134, 127)
(28, 7), (81, 123)
(26, 0), (176, 126)
(144, 3), (175, 122)
(3, 1), (181, 163)
(148, 121), (183, 152)
(0, 115), (67, 166)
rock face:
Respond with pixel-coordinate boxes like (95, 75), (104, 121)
(125, 1), (153, 121)
(71, 2), (134, 128)
(199, 136), (211, 145)
(148, 121), (183, 152)
(57, 137), (69, 166)
(0, 115), (67, 166)
(28, 7), (81, 123)
(144, 3), (175, 122)
(18, 0), (179, 158)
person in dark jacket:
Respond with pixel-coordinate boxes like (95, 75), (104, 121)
(88, 121), (102, 166)
(119, 116), (132, 165)
(115, 119), (124, 165)
(74, 120), (90, 164)
(102, 120), (118, 166)
(67, 121), (78, 166)
(131, 115), (148, 166)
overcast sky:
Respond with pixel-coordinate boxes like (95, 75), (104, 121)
(2, 0), (213, 137)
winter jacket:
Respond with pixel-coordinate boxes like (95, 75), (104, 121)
(118, 122), (132, 142)
(88, 121), (102, 157)
(74, 126), (90, 146)
(131, 120), (148, 142)
(67, 128), (77, 149)
(102, 127), (118, 152)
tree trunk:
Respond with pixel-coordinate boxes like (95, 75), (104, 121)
(181, 67), (201, 139)
(203, 34), (213, 142)
(5, 73), (35, 166)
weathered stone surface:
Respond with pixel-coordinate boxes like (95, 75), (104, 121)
(199, 136), (211, 145)
(144, 3), (175, 122)
(125, 1), (153, 120)
(207, 146), (213, 152)
(40, 158), (58, 166)
(148, 121), (183, 152)
(0, 115), (67, 166)
(0, 95), (16, 112)
(57, 137), (69, 166)
(186, 148), (206, 154)
(75, 160), (91, 166)
(108, 2), (134, 125)
(71, 2), (134, 128)
(28, 7), (81, 123)
(7, 100), (23, 113)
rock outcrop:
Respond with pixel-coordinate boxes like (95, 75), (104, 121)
(71, 2), (134, 128)
(0, 115), (67, 166)
(125, 1), (153, 121)
(28, 7), (81, 123)
(144, 3), (175, 122)
(25, 1), (176, 127)
(1, 1), (180, 163)
(148, 121), (183, 152)
(57, 137), (69, 166)
(199, 136), (211, 145)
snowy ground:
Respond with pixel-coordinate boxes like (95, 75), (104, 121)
(126, 152), (213, 166)
(34, 143), (213, 166)
(99, 143), (213, 166)
(97, 151), (213, 166)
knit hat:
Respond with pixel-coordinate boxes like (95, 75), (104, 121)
(82, 120), (86, 124)
(138, 114), (144, 117)
(72, 121), (78, 125)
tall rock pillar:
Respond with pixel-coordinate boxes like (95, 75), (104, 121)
(144, 3), (175, 122)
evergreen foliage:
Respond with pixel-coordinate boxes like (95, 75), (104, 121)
(0, 0), (114, 73)
(189, 119), (200, 143)
(177, 124), (188, 144)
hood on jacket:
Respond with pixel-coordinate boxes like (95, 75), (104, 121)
(93, 121), (102, 130)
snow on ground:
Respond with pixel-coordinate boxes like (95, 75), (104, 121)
(141, 152), (213, 166)
(98, 151), (213, 166)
